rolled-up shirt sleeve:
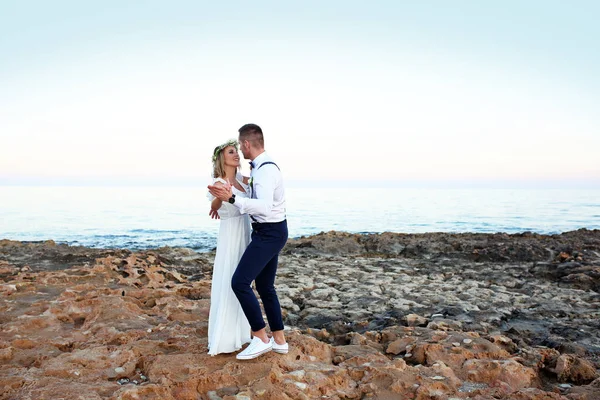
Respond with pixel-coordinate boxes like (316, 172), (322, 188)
(233, 168), (277, 218)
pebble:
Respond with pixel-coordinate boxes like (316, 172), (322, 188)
(294, 382), (308, 390)
(559, 383), (573, 389)
(289, 370), (306, 380)
(459, 382), (489, 393)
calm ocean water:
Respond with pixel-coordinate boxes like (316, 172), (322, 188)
(1, 186), (599, 252)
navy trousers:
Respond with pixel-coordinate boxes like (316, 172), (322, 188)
(231, 220), (288, 332)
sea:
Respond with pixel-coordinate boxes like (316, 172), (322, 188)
(1, 186), (599, 252)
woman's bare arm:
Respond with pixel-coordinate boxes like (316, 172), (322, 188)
(208, 180), (226, 219)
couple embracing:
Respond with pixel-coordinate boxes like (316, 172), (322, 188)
(206, 123), (288, 360)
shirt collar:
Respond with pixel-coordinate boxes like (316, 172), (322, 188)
(251, 151), (269, 168)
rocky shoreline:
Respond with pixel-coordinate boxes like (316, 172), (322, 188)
(1, 230), (599, 399)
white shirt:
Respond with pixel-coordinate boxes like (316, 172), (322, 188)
(233, 152), (286, 223)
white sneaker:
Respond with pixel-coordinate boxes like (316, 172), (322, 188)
(270, 337), (289, 354)
(236, 336), (272, 360)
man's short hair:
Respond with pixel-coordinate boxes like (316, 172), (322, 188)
(238, 123), (264, 147)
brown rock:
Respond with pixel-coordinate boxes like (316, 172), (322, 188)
(2, 233), (600, 399)
(111, 384), (177, 400)
(508, 387), (566, 399)
(11, 338), (37, 349)
(0, 346), (14, 361)
(554, 354), (598, 384)
(489, 335), (519, 354)
(567, 377), (600, 399)
(386, 336), (417, 355)
(406, 313), (428, 327)
(463, 359), (539, 391)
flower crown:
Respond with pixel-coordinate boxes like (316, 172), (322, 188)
(212, 139), (238, 164)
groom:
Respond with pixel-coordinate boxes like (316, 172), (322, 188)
(208, 123), (289, 360)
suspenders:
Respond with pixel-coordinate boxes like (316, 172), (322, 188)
(250, 162), (279, 223)
(256, 161), (279, 171)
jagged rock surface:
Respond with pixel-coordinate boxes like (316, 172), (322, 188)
(1, 230), (599, 399)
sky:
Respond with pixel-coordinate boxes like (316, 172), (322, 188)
(1, 0), (599, 188)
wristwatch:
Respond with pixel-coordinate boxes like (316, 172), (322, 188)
(228, 194), (236, 204)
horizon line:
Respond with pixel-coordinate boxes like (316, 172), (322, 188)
(1, 176), (600, 189)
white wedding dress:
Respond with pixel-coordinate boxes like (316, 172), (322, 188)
(207, 172), (252, 355)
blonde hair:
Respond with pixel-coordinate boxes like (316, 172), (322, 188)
(212, 140), (238, 178)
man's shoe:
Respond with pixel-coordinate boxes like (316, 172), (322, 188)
(270, 337), (289, 354)
(236, 336), (272, 360)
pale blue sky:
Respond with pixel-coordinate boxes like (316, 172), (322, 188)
(1, 1), (599, 187)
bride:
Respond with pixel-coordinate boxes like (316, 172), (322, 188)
(206, 139), (252, 355)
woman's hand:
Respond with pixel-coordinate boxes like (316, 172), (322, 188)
(209, 208), (220, 219)
(208, 181), (233, 202)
